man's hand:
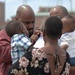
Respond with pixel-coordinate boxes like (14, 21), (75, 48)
(30, 30), (41, 45)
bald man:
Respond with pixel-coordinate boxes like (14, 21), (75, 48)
(15, 5), (35, 37)
(50, 5), (69, 18)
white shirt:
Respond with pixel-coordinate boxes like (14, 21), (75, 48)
(34, 35), (44, 48)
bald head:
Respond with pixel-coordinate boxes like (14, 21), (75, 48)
(50, 5), (69, 18)
(16, 5), (35, 19)
(16, 5), (35, 37)
(61, 15), (75, 34)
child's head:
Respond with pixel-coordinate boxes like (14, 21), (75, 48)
(61, 15), (75, 34)
(5, 20), (29, 37)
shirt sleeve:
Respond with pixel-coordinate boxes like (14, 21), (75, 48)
(0, 43), (11, 63)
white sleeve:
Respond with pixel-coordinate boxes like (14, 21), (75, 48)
(58, 34), (68, 46)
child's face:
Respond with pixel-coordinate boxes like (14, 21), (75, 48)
(61, 18), (68, 34)
(62, 18), (75, 34)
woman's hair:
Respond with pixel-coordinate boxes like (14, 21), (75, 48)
(45, 16), (63, 39)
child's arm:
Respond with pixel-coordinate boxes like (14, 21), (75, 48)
(60, 44), (68, 51)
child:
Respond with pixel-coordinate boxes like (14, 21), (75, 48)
(5, 20), (32, 64)
(59, 15), (75, 66)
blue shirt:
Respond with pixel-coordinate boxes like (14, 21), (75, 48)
(11, 34), (32, 64)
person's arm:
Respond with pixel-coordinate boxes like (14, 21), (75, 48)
(60, 44), (68, 50)
(58, 34), (69, 51)
(59, 40), (68, 51)
(0, 44), (11, 63)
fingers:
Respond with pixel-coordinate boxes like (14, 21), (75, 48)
(33, 30), (40, 35)
(30, 30), (41, 44)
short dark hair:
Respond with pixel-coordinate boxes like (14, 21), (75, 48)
(45, 16), (63, 39)
(5, 20), (24, 37)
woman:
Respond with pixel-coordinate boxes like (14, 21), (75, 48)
(7, 16), (70, 75)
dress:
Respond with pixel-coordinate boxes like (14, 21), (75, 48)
(11, 34), (32, 64)
(58, 30), (75, 66)
(0, 29), (11, 75)
(7, 48), (70, 75)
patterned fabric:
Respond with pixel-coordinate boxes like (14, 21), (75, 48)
(11, 34), (32, 64)
(8, 48), (70, 75)
(0, 29), (11, 75)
